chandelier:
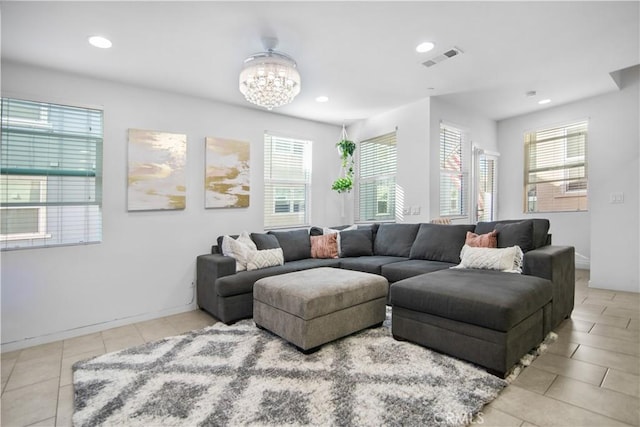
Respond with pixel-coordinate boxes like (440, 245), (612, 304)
(239, 39), (301, 110)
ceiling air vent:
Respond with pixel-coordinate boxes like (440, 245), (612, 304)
(422, 46), (464, 68)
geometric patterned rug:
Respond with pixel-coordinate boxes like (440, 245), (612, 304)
(73, 310), (507, 427)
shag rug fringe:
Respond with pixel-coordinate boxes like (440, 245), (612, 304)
(504, 331), (558, 383)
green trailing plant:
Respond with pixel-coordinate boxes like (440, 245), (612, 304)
(332, 176), (353, 193)
(332, 134), (356, 194)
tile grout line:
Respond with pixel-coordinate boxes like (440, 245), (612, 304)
(567, 343), (580, 359)
(599, 367), (611, 388)
(545, 373), (640, 424)
(496, 384), (632, 427)
(570, 341), (640, 362)
(588, 330), (640, 344)
(542, 372), (559, 395)
(54, 345), (65, 427)
(514, 383), (636, 427)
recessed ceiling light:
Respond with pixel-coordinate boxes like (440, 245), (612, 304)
(416, 42), (435, 53)
(88, 36), (112, 49)
(538, 99), (551, 105)
(315, 96), (329, 103)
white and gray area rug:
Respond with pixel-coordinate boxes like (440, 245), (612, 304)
(73, 311), (508, 427)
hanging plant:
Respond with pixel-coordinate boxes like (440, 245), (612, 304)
(332, 126), (356, 193)
(332, 175), (353, 193)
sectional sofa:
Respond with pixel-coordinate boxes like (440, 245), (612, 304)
(196, 219), (575, 376)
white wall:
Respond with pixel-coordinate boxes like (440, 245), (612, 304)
(347, 97), (498, 226)
(347, 98), (431, 224)
(497, 66), (639, 292)
(429, 97), (498, 222)
(1, 61), (343, 350)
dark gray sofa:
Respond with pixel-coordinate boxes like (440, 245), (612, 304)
(196, 219), (575, 376)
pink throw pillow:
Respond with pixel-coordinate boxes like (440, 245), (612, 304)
(465, 230), (498, 248)
(310, 234), (339, 259)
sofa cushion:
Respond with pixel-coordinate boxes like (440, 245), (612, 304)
(475, 219), (550, 250)
(215, 258), (340, 297)
(390, 269), (552, 332)
(310, 234), (339, 259)
(495, 221), (534, 252)
(321, 225), (356, 256)
(250, 233), (280, 250)
(340, 229), (374, 257)
(309, 226), (324, 236)
(282, 257), (341, 272)
(373, 223), (420, 257)
(409, 223), (475, 263)
(358, 223), (380, 242)
(339, 256), (407, 275)
(268, 229), (311, 262)
(381, 259), (454, 283)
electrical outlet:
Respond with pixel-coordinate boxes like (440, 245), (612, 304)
(610, 192), (624, 204)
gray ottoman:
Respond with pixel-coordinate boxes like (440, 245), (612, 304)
(390, 268), (553, 377)
(253, 267), (388, 352)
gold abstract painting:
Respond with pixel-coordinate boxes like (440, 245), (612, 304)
(128, 129), (187, 211)
(205, 137), (250, 208)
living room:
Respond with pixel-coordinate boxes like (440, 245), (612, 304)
(1, 1), (639, 426)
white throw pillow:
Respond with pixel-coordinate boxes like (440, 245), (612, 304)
(237, 231), (257, 252)
(452, 244), (523, 273)
(221, 231), (257, 272)
(247, 248), (285, 271)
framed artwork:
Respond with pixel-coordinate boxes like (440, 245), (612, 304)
(127, 129), (187, 211)
(205, 137), (250, 208)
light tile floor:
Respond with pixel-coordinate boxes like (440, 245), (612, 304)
(1, 270), (639, 426)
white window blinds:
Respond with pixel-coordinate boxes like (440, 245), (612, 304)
(440, 123), (469, 217)
(524, 120), (588, 213)
(1, 98), (103, 250)
(357, 131), (397, 222)
(263, 133), (312, 229)
(477, 154), (498, 222)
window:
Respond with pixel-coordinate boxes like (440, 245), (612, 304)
(476, 153), (498, 222)
(0, 176), (48, 239)
(440, 123), (469, 217)
(1, 98), (103, 250)
(524, 120), (588, 213)
(357, 131), (397, 222)
(263, 133), (312, 229)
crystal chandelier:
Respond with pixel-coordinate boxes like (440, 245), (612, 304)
(239, 39), (301, 110)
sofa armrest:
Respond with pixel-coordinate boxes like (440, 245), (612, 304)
(196, 254), (236, 319)
(523, 245), (575, 329)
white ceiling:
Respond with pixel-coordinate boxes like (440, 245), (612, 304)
(1, 1), (639, 125)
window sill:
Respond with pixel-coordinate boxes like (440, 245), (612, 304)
(1, 233), (52, 242)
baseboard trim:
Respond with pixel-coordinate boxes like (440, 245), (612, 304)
(575, 252), (590, 270)
(575, 259), (590, 270)
(1, 302), (198, 353)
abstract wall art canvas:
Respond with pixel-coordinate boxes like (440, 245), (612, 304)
(205, 137), (250, 208)
(127, 129), (187, 211)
